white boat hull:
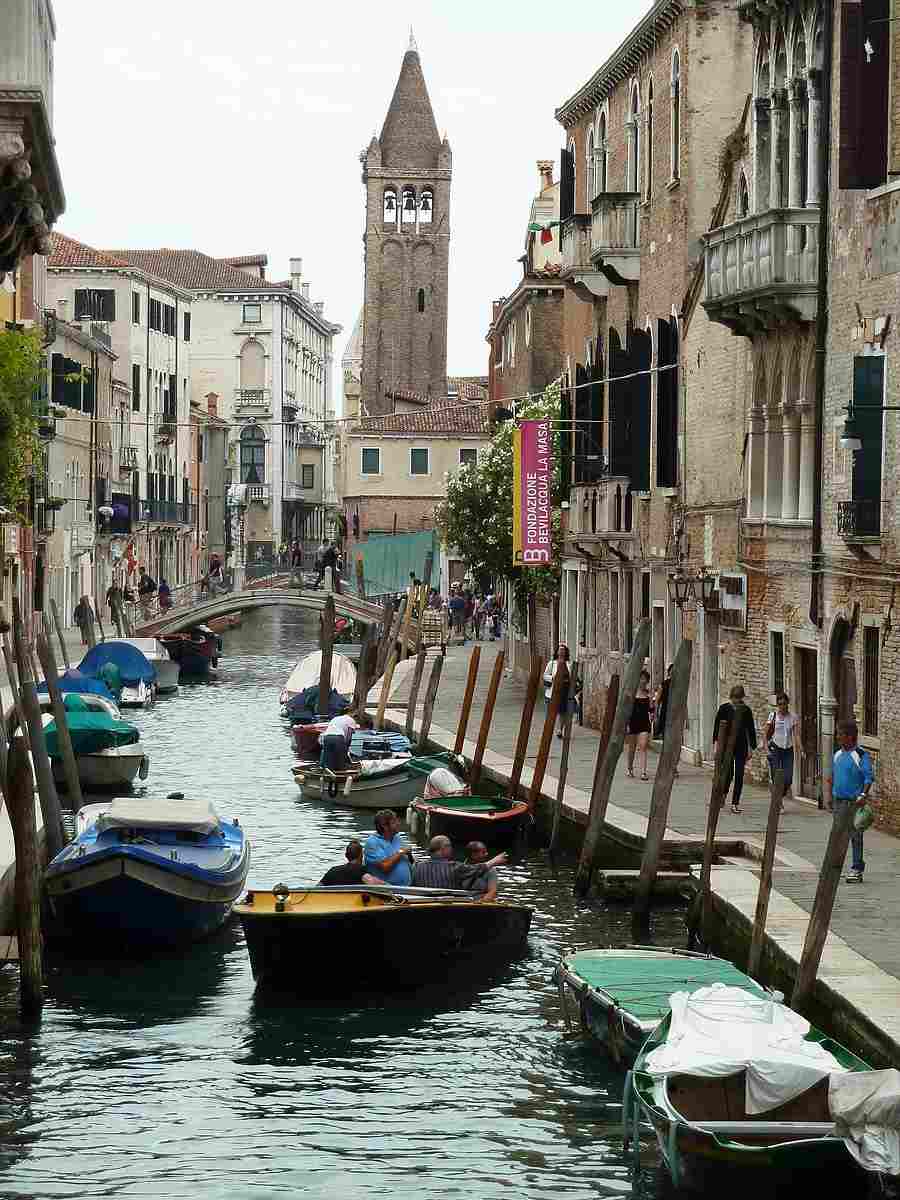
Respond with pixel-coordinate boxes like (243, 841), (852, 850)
(294, 766), (418, 809)
(153, 659), (180, 693)
(53, 746), (149, 790)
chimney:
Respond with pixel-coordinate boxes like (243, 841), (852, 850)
(537, 160), (554, 191)
(205, 392), (218, 417)
(289, 257), (302, 292)
(301, 282), (311, 302)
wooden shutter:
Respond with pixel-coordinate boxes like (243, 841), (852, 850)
(852, 355), (884, 504)
(99, 290), (115, 321)
(132, 362), (140, 411)
(183, 312), (191, 342)
(73, 290), (90, 319)
(838, 1), (889, 189)
(51, 353), (65, 406)
(560, 147), (575, 221)
(82, 367), (95, 414)
(169, 374), (177, 419)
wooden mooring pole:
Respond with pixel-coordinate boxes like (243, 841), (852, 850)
(548, 660), (580, 863)
(355, 557), (366, 601)
(353, 624), (378, 719)
(453, 645), (481, 754)
(526, 650), (567, 814)
(404, 646), (428, 740)
(686, 711), (741, 942)
(507, 658), (542, 802)
(470, 650), (505, 790)
(633, 638), (693, 924)
(7, 736), (42, 1018)
(317, 594), (335, 717)
(416, 655), (444, 753)
(374, 595), (396, 680)
(572, 674), (620, 896)
(574, 619), (651, 898)
(48, 599), (70, 671)
(747, 768), (785, 978)
(79, 596), (96, 650)
(35, 631), (83, 811)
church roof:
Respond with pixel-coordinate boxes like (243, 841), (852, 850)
(353, 379), (489, 436)
(379, 44), (442, 169)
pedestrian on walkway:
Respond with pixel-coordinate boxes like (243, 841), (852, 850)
(448, 588), (466, 643)
(543, 645), (573, 739)
(106, 581), (124, 636)
(626, 669), (653, 780)
(158, 578), (173, 612)
(765, 691), (802, 804)
(832, 720), (875, 884)
(73, 595), (95, 645)
(712, 685), (757, 814)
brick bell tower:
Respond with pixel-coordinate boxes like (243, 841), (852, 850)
(360, 32), (451, 416)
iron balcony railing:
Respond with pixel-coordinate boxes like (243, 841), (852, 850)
(246, 484), (271, 504)
(837, 498), (881, 540)
(119, 445), (139, 472)
(144, 500), (196, 524)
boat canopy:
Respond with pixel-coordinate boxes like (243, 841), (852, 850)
(80, 642), (157, 686)
(37, 668), (115, 701)
(96, 798), (220, 835)
(283, 650), (356, 698)
(44, 694), (140, 756)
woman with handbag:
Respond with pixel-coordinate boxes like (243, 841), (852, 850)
(765, 691), (802, 805)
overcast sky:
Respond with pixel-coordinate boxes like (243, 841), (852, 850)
(53, 1), (646, 401)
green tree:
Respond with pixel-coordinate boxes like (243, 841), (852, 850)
(0, 327), (43, 512)
(435, 379), (563, 601)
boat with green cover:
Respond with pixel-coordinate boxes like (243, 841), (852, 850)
(405, 754), (529, 847)
(625, 983), (891, 1192)
(42, 693), (149, 789)
(555, 946), (767, 1065)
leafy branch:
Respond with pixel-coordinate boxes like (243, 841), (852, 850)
(0, 328), (44, 513)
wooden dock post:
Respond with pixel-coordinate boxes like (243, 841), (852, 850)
(398, 585), (414, 659)
(405, 646), (428, 739)
(355, 556), (366, 600)
(747, 768), (785, 978)
(507, 658), (543, 802)
(7, 736), (43, 1018)
(374, 595), (396, 679)
(35, 631), (83, 812)
(549, 660), (580, 862)
(526, 650), (568, 815)
(687, 712), (741, 941)
(353, 624), (378, 718)
(416, 655), (444, 753)
(791, 801), (856, 1014)
(49, 599), (70, 671)
(453, 645), (481, 754)
(11, 600), (63, 858)
(470, 650), (505, 790)
(374, 648), (399, 731)
(0, 617), (30, 754)
(573, 621), (651, 897)
(317, 594), (335, 717)
(634, 638), (694, 922)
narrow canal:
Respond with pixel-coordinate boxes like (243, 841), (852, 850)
(0, 608), (685, 1199)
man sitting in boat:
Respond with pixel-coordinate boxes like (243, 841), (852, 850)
(363, 810), (413, 886)
(413, 835), (508, 894)
(318, 840), (380, 887)
(320, 713), (374, 774)
(460, 841), (507, 902)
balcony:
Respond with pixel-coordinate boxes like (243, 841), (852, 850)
(144, 500), (196, 525)
(837, 499), (881, 542)
(155, 421), (177, 445)
(247, 484), (270, 505)
(590, 192), (641, 284)
(235, 388), (272, 416)
(119, 445), (138, 473)
(283, 401), (297, 423)
(702, 208), (819, 337)
(559, 214), (609, 299)
(566, 478), (635, 553)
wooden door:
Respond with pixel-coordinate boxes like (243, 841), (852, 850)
(797, 648), (818, 797)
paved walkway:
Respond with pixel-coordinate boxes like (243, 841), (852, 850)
(381, 636), (900, 1057)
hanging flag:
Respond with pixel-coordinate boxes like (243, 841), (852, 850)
(512, 419), (552, 567)
(527, 220), (560, 245)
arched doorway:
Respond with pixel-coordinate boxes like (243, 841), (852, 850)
(819, 614), (854, 805)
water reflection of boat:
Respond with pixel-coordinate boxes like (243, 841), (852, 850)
(235, 885), (532, 990)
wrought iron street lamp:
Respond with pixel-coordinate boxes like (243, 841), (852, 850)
(667, 565), (719, 611)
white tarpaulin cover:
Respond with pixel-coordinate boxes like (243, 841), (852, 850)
(282, 651), (356, 700)
(97, 798), (219, 836)
(645, 984), (845, 1113)
(357, 756), (411, 778)
(829, 1070), (900, 1175)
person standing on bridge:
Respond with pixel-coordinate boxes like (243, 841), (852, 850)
(158, 579), (173, 612)
(137, 569), (156, 619)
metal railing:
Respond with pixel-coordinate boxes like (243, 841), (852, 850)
(837, 498), (881, 539)
(144, 500), (196, 524)
(247, 484), (270, 504)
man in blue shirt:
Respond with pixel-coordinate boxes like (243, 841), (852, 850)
(832, 720), (875, 883)
(364, 810), (413, 886)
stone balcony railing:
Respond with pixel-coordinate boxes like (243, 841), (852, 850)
(567, 478), (634, 540)
(560, 214), (592, 274)
(590, 192), (641, 283)
(247, 484), (271, 505)
(234, 388), (272, 412)
(702, 207), (819, 336)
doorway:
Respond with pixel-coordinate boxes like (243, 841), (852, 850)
(796, 647), (818, 798)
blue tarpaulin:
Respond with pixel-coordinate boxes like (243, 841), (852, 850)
(37, 669), (115, 702)
(79, 642), (156, 687)
(358, 531), (438, 596)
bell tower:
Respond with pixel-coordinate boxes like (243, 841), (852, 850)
(360, 32), (451, 416)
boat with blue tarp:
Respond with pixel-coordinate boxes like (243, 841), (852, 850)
(37, 667), (115, 703)
(79, 641), (157, 707)
(42, 693), (149, 789)
(45, 796), (250, 945)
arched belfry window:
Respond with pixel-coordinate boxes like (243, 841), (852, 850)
(419, 188), (433, 223)
(417, 288), (426, 313)
(671, 50), (681, 181)
(401, 186), (416, 223)
(383, 188), (397, 223)
(240, 423), (266, 485)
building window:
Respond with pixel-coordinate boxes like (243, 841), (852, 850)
(670, 50), (681, 181)
(646, 78), (654, 199)
(417, 288), (425, 313)
(74, 288), (115, 321)
(848, 355), (884, 537)
(598, 111), (608, 193)
(419, 188), (433, 223)
(132, 292), (140, 325)
(131, 362), (141, 413)
(240, 340), (265, 391)
(587, 128), (596, 200)
(239, 423), (266, 485)
(864, 625), (880, 736)
(770, 630), (785, 696)
(628, 84), (641, 194)
(641, 570), (650, 620)
(459, 448), (477, 469)
(361, 447), (381, 475)
(410, 447), (429, 476)
(510, 319), (517, 367)
(738, 171), (750, 217)
(524, 306), (532, 347)
(163, 304), (176, 337)
(149, 298), (161, 331)
(243, 303), (262, 324)
(183, 312), (191, 342)
(383, 187), (397, 222)
(610, 572), (620, 652)
(401, 186), (416, 223)
(839, 0), (889, 189)
(301, 464), (315, 489)
(624, 570), (634, 653)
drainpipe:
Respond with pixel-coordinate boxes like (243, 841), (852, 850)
(811, 0), (835, 806)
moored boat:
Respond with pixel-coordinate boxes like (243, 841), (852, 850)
(79, 641), (157, 707)
(42, 693), (149, 790)
(119, 637), (180, 693)
(405, 755), (529, 846)
(554, 947), (768, 1065)
(292, 755), (413, 807)
(626, 983), (895, 1191)
(45, 797), (250, 946)
(235, 884), (533, 989)
(280, 649), (356, 708)
(161, 625), (219, 677)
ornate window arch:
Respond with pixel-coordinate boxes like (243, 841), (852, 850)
(587, 127), (596, 200)
(597, 108), (608, 193)
(670, 49), (681, 182)
(629, 82), (641, 192)
(738, 170), (750, 217)
(240, 423), (266, 485)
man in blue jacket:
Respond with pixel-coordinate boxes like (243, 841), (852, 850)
(832, 720), (875, 883)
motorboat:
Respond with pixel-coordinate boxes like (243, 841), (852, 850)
(280, 650), (356, 708)
(292, 755), (414, 807)
(37, 668), (116, 705)
(291, 724), (411, 759)
(235, 883), (533, 989)
(118, 638), (180, 693)
(45, 797), (250, 946)
(626, 984), (898, 1190)
(160, 625), (220, 678)
(79, 641), (157, 708)
(405, 754), (530, 847)
(554, 947), (768, 1066)
(42, 693), (149, 790)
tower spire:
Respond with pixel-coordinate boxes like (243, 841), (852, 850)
(378, 35), (441, 168)
(408, 26), (417, 52)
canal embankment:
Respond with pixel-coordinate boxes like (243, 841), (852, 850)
(381, 636), (900, 1068)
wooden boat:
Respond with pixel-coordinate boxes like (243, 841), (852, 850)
(292, 756), (414, 807)
(119, 637), (180, 693)
(405, 755), (529, 846)
(626, 984), (882, 1191)
(235, 884), (533, 989)
(554, 947), (768, 1065)
(161, 625), (219, 677)
(291, 723), (410, 759)
(45, 797), (250, 946)
(41, 696), (149, 790)
(280, 650), (356, 707)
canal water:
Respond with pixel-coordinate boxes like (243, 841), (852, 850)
(0, 608), (687, 1199)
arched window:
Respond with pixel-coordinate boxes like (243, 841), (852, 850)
(598, 112), (608, 193)
(383, 188), (397, 222)
(629, 84), (641, 193)
(646, 78), (654, 199)
(240, 340), (265, 392)
(240, 423), (266, 485)
(587, 128), (596, 200)
(401, 186), (416, 223)
(510, 319), (517, 367)
(417, 288), (425, 313)
(524, 305), (532, 347)
(738, 170), (750, 217)
(568, 137), (577, 207)
(670, 50), (681, 181)
(419, 188), (433, 223)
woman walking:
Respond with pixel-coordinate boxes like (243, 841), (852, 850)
(543, 644), (572, 738)
(626, 669), (653, 779)
(765, 691), (802, 805)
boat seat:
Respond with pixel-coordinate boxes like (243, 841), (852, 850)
(669, 1072), (832, 1123)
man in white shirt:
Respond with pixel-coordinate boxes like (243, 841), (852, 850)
(320, 712), (373, 772)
